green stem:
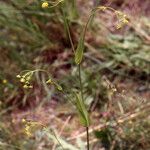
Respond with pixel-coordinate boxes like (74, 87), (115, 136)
(78, 64), (90, 150)
(61, 2), (90, 149)
(86, 126), (90, 150)
(61, 3), (75, 53)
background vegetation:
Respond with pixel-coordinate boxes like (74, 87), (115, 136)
(0, 0), (150, 150)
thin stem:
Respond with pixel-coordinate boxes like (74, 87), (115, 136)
(61, 4), (75, 53)
(78, 64), (83, 100)
(60, 2), (91, 149)
(65, 19), (75, 53)
(83, 12), (95, 42)
(45, 128), (65, 150)
(78, 64), (90, 150)
(86, 127), (90, 150)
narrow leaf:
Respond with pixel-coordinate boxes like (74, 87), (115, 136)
(75, 34), (84, 65)
(74, 93), (90, 127)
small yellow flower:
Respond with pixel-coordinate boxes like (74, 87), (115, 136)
(23, 85), (33, 89)
(2, 79), (8, 84)
(22, 119), (46, 137)
(116, 23), (122, 29)
(28, 85), (33, 89)
(16, 75), (21, 78)
(122, 18), (129, 24)
(22, 118), (26, 123)
(25, 125), (32, 137)
(20, 78), (25, 83)
(42, 2), (49, 8)
(46, 78), (52, 84)
(23, 85), (28, 89)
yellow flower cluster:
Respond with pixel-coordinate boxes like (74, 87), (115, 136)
(41, 0), (64, 8)
(22, 119), (45, 137)
(115, 11), (129, 29)
(96, 6), (129, 29)
(16, 71), (33, 89)
(16, 69), (62, 91)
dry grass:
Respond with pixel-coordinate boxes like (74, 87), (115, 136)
(0, 0), (150, 149)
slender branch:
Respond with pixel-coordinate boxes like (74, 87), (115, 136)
(86, 127), (90, 150)
(61, 4), (75, 53)
(63, 14), (75, 53)
(82, 12), (95, 42)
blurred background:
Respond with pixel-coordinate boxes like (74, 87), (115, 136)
(0, 0), (150, 150)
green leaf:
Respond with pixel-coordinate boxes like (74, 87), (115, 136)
(75, 34), (84, 65)
(74, 93), (90, 127)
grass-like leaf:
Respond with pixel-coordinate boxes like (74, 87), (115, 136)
(74, 92), (90, 127)
(75, 34), (84, 65)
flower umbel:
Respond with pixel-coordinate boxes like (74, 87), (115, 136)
(95, 6), (129, 29)
(16, 71), (33, 89)
(22, 119), (45, 137)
